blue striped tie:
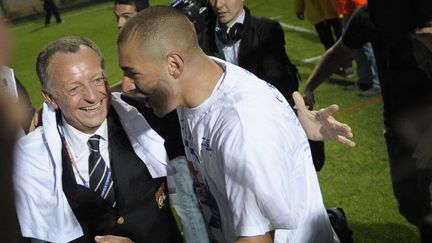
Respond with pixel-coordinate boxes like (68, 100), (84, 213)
(88, 135), (116, 207)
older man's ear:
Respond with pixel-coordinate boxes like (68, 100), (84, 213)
(41, 89), (59, 109)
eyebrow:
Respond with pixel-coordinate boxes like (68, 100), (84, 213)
(114, 10), (134, 16)
(120, 66), (135, 73)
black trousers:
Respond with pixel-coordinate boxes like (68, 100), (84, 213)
(314, 18), (342, 50)
(44, 1), (62, 24)
(314, 18), (352, 70)
(384, 125), (432, 242)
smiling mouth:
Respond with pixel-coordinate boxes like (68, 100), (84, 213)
(81, 100), (103, 111)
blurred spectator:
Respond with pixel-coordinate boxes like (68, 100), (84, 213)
(335, 0), (381, 96)
(302, 1), (432, 241)
(0, 14), (36, 134)
(0, 16), (23, 243)
(41, 0), (62, 25)
(0, 94), (22, 243)
(295, 0), (353, 77)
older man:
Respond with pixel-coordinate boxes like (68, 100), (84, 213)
(114, 6), (355, 243)
(13, 36), (182, 242)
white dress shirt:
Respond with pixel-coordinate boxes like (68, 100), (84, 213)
(215, 9), (246, 65)
(62, 117), (109, 186)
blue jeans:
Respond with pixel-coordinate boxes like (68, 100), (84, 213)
(168, 156), (210, 243)
(343, 15), (380, 88)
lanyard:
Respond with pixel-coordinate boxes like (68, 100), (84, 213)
(57, 121), (114, 199)
(58, 124), (90, 188)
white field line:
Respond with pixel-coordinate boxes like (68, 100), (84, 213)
(271, 16), (321, 63)
(302, 55), (322, 63)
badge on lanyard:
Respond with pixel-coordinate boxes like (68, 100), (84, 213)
(155, 182), (167, 209)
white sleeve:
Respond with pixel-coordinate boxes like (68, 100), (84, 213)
(13, 133), (83, 242)
(217, 111), (310, 237)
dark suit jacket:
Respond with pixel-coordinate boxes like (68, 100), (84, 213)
(199, 7), (299, 105)
(59, 107), (182, 243)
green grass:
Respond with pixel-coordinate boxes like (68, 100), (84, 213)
(8, 0), (419, 242)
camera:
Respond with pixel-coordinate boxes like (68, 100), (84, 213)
(170, 0), (209, 34)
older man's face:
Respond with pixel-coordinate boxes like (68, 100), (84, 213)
(44, 45), (110, 134)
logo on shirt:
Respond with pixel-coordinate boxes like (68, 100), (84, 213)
(201, 137), (213, 151)
(155, 182), (167, 209)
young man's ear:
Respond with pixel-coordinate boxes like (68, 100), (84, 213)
(41, 89), (59, 109)
(166, 51), (184, 79)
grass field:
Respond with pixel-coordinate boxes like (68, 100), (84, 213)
(8, 0), (420, 242)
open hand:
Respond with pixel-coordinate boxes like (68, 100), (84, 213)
(293, 91), (355, 147)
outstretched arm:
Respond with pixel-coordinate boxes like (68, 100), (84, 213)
(293, 91), (355, 147)
(303, 38), (354, 108)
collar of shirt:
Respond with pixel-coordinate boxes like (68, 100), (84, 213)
(215, 9), (246, 65)
(62, 116), (109, 184)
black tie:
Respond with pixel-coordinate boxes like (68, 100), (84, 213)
(88, 135), (116, 207)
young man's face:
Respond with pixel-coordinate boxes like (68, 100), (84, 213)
(114, 3), (138, 29)
(44, 46), (110, 134)
(209, 0), (244, 26)
(118, 40), (178, 118)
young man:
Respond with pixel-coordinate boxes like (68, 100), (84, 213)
(116, 6), (354, 243)
(14, 36), (182, 242)
(114, 0), (149, 29)
(113, 2), (210, 242)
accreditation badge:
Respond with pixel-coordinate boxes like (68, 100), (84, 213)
(155, 182), (167, 209)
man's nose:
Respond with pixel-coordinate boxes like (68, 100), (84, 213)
(117, 17), (126, 29)
(215, 0), (224, 8)
(82, 84), (98, 102)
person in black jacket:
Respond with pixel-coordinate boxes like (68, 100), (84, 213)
(199, 0), (326, 171)
(199, 1), (298, 105)
(41, 0), (62, 25)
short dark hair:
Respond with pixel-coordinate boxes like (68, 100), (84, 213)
(114, 0), (149, 12)
(118, 5), (199, 55)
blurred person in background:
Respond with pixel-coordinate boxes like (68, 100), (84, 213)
(41, 0), (62, 25)
(295, 0), (353, 77)
(302, 0), (432, 241)
(334, 0), (381, 96)
(0, 14), (35, 134)
(0, 17), (22, 243)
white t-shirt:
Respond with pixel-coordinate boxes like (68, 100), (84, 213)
(177, 57), (338, 243)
